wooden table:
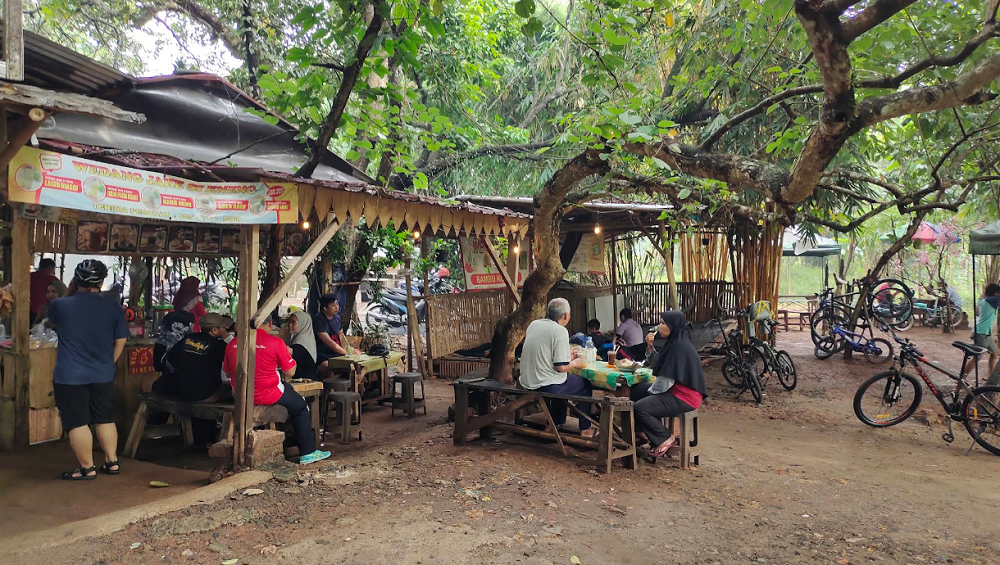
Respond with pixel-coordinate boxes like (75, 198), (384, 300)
(573, 363), (655, 396)
(289, 380), (323, 450)
(324, 351), (405, 404)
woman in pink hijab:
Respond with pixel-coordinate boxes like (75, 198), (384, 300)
(173, 276), (207, 331)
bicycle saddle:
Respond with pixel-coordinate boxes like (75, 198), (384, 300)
(952, 341), (987, 357)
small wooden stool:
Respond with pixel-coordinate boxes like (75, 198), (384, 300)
(323, 391), (362, 444)
(667, 409), (701, 469)
(391, 372), (427, 418)
(596, 396), (638, 474)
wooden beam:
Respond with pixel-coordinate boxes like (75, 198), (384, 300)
(421, 236), (433, 375)
(610, 232), (619, 334)
(506, 235), (518, 285)
(480, 236), (521, 306)
(0, 110), (46, 172)
(252, 218), (341, 328)
(404, 258), (428, 379)
(233, 225), (260, 467)
(2, 0), (23, 81)
(5, 215), (29, 449)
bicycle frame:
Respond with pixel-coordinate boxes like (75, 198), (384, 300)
(831, 324), (878, 353)
(897, 347), (983, 421)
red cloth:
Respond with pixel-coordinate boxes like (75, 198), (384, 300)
(669, 381), (702, 410)
(224, 329), (296, 406)
(190, 301), (207, 332)
(29, 271), (58, 315)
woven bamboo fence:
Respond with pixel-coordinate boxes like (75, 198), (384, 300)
(29, 220), (68, 253)
(425, 290), (514, 358)
(680, 230), (729, 283)
(618, 281), (743, 324)
(728, 221), (784, 311)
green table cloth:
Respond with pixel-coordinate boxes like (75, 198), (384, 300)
(326, 351), (405, 374)
(574, 362), (654, 391)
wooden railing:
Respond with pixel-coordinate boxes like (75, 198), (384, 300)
(618, 281), (744, 324)
(425, 290), (514, 358)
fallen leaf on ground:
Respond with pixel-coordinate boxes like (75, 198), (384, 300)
(837, 559), (850, 564)
(242, 488), (264, 496)
(570, 557), (581, 564)
(129, 542), (142, 550)
(222, 559), (240, 565)
(260, 546), (277, 555)
(149, 481), (170, 488)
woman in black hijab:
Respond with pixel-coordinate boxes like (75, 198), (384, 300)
(630, 311), (707, 457)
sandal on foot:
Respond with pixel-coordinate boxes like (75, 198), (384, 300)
(62, 466), (97, 481)
(100, 461), (121, 475)
(650, 437), (677, 458)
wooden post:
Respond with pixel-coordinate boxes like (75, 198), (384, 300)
(252, 218), (341, 328)
(506, 236), (518, 283)
(0, 110), (48, 170)
(233, 225), (260, 467)
(1, 214), (30, 450)
(480, 236), (521, 306)
(421, 235), (433, 376)
(2, 0), (23, 81)
(660, 221), (678, 310)
(610, 233), (619, 334)
(404, 258), (428, 379)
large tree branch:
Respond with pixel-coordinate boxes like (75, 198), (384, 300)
(421, 139), (555, 180)
(295, 1), (384, 178)
(622, 141), (789, 199)
(840, 0), (918, 42)
(702, 84), (824, 148)
(795, 0), (854, 135)
(856, 51), (1000, 128)
(169, 0), (242, 55)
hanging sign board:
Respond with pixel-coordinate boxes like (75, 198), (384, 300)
(567, 233), (606, 275)
(459, 236), (529, 291)
(8, 147), (298, 224)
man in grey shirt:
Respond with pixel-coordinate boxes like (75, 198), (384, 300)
(519, 298), (594, 437)
(616, 308), (646, 359)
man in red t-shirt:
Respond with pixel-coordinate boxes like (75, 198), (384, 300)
(30, 258), (59, 323)
(224, 315), (330, 465)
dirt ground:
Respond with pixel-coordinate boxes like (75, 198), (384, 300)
(9, 327), (1000, 565)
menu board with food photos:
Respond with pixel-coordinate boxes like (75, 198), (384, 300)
(8, 146), (298, 224)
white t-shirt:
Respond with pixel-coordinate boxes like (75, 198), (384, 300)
(519, 318), (571, 390)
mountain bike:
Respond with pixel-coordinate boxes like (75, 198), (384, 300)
(911, 300), (964, 329)
(810, 275), (913, 345)
(736, 304), (797, 391)
(814, 322), (893, 364)
(853, 326), (1000, 456)
(707, 318), (763, 404)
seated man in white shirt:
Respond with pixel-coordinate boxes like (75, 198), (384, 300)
(519, 298), (594, 437)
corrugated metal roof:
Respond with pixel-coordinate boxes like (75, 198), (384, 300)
(2, 30), (134, 94)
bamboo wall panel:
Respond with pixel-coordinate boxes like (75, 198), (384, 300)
(426, 291), (514, 357)
(28, 220), (68, 253)
(680, 231), (729, 282)
(728, 222), (784, 312)
(618, 281), (744, 324)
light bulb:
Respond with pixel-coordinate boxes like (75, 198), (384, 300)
(513, 245), (520, 255)
(413, 229), (421, 240)
(301, 220), (311, 230)
(594, 224), (602, 235)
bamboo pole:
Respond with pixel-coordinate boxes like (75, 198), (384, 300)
(233, 225), (260, 468)
(610, 233), (619, 333)
(422, 235), (434, 376)
(404, 258), (428, 379)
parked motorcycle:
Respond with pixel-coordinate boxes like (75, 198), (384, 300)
(365, 287), (426, 328)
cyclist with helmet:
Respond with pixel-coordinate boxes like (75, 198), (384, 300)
(48, 259), (129, 480)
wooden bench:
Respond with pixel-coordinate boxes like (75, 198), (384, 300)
(124, 392), (288, 458)
(452, 379), (638, 474)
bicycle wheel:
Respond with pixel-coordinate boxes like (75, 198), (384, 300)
(868, 278), (914, 328)
(961, 385), (1000, 456)
(775, 350), (797, 391)
(863, 338), (894, 364)
(810, 304), (850, 345)
(853, 370), (922, 427)
(814, 335), (842, 360)
(741, 343), (767, 380)
(947, 305), (964, 327)
(721, 360), (743, 388)
(747, 369), (763, 404)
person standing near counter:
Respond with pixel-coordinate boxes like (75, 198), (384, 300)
(48, 259), (128, 480)
(29, 258), (59, 324)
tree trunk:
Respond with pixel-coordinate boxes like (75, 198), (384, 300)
(241, 0), (260, 100)
(340, 237), (375, 331)
(843, 210), (929, 358)
(488, 150), (609, 383)
(258, 225), (284, 309)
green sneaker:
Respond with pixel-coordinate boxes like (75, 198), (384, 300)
(298, 450), (331, 465)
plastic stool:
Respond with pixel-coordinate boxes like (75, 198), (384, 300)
(391, 372), (427, 418)
(323, 391), (362, 444)
(320, 378), (353, 428)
